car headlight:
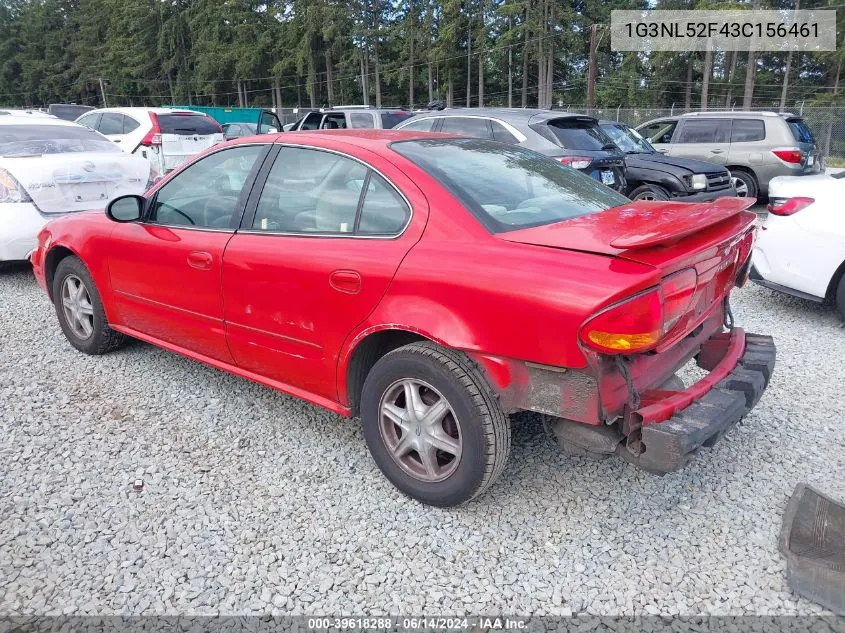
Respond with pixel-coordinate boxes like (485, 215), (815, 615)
(689, 174), (707, 190)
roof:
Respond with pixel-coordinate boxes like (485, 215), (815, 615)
(679, 110), (799, 119)
(255, 128), (456, 149)
(402, 107), (589, 123)
(0, 109), (58, 119)
(0, 112), (78, 126)
(84, 107), (200, 115)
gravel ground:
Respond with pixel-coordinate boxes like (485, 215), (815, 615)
(1, 262), (844, 617)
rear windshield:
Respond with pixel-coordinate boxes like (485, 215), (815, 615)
(544, 118), (615, 150)
(0, 124), (120, 157)
(158, 113), (221, 135)
(787, 118), (816, 144)
(380, 112), (414, 129)
(391, 138), (628, 233)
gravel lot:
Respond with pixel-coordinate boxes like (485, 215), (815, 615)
(1, 262), (844, 617)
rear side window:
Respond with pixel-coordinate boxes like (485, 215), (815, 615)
(439, 117), (492, 139)
(157, 114), (221, 135)
(400, 118), (436, 132)
(380, 111), (413, 129)
(731, 119), (765, 142)
(0, 124), (121, 156)
(544, 118), (612, 150)
(676, 119), (731, 143)
(787, 118), (816, 144)
(357, 173), (410, 234)
(491, 121), (520, 145)
(98, 113), (125, 135)
(123, 116), (140, 134)
(349, 112), (376, 129)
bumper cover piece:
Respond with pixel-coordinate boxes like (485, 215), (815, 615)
(779, 483), (845, 615)
(632, 330), (776, 473)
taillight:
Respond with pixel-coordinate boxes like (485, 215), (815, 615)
(580, 288), (663, 354)
(772, 148), (802, 164)
(581, 268), (699, 354)
(767, 196), (814, 216)
(661, 268), (697, 334)
(0, 169), (32, 203)
(140, 113), (162, 147)
(557, 156), (593, 170)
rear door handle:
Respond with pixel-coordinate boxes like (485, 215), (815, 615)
(710, 149), (724, 154)
(329, 270), (362, 294)
(187, 251), (213, 270)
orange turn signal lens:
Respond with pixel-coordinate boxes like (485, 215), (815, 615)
(586, 330), (662, 352)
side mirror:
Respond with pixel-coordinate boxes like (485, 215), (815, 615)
(106, 194), (144, 222)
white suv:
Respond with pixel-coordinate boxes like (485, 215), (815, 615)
(75, 107), (224, 174)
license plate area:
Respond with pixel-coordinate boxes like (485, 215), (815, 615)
(601, 170), (615, 185)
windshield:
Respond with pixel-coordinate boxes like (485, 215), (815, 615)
(391, 138), (629, 233)
(0, 124), (121, 157)
(600, 123), (654, 154)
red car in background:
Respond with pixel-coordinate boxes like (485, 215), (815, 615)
(31, 130), (775, 507)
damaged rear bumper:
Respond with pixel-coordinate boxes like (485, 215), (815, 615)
(625, 328), (776, 473)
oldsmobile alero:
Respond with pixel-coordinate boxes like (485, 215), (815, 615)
(31, 130), (776, 507)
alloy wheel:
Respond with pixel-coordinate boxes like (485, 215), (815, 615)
(731, 176), (749, 197)
(61, 274), (94, 340)
(378, 378), (462, 483)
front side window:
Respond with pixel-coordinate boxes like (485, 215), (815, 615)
(391, 138), (627, 233)
(251, 147), (409, 236)
(639, 120), (676, 144)
(150, 145), (264, 229)
(439, 117), (492, 139)
(0, 124), (121, 156)
(76, 113), (100, 130)
(300, 113), (323, 130)
(676, 119), (731, 144)
(320, 114), (347, 130)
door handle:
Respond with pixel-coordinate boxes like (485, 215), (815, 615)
(710, 149), (724, 154)
(187, 251), (213, 270)
(329, 270), (362, 294)
(657, 148), (669, 154)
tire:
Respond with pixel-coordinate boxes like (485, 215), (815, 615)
(52, 256), (126, 355)
(360, 341), (511, 507)
(836, 273), (845, 321)
(730, 170), (758, 199)
(629, 184), (670, 201)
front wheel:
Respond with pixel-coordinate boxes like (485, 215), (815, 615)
(52, 256), (126, 355)
(730, 170), (758, 199)
(360, 342), (511, 507)
(836, 273), (845, 321)
(629, 184), (670, 201)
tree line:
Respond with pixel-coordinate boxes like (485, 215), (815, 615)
(0, 0), (842, 111)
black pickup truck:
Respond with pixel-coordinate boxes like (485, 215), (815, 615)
(599, 120), (737, 202)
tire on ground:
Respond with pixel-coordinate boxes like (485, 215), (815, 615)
(360, 341), (511, 507)
(836, 272), (845, 321)
(629, 184), (670, 201)
(52, 255), (126, 355)
(730, 169), (758, 199)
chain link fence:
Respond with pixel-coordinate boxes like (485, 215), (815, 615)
(559, 106), (845, 164)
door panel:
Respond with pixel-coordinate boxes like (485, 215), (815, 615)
(106, 144), (268, 361)
(222, 145), (426, 402)
(669, 118), (731, 165)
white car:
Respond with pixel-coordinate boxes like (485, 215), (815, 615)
(74, 107), (224, 174)
(0, 114), (152, 262)
(751, 172), (845, 318)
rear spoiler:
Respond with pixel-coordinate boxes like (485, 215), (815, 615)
(609, 197), (757, 249)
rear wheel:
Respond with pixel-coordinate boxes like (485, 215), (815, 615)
(630, 184), (670, 201)
(730, 170), (758, 199)
(836, 274), (845, 321)
(360, 342), (511, 507)
(52, 256), (126, 355)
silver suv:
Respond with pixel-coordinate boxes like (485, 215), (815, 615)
(635, 111), (821, 199)
(284, 106), (413, 131)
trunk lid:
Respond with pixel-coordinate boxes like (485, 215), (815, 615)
(499, 197), (758, 350)
(156, 113), (224, 171)
(5, 152), (150, 214)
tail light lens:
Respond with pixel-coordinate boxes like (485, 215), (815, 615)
(140, 113), (163, 147)
(557, 156), (593, 170)
(772, 148), (802, 164)
(581, 268), (699, 354)
(580, 288), (663, 354)
(0, 169), (32, 203)
(767, 196), (814, 216)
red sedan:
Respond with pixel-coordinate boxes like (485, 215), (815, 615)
(31, 130), (775, 507)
